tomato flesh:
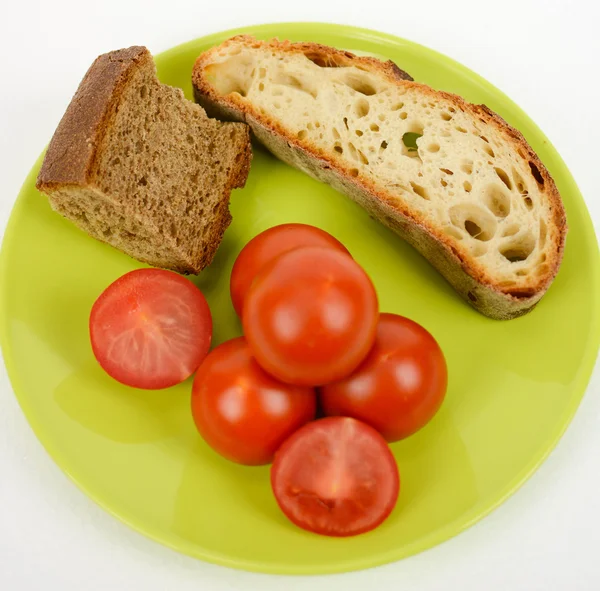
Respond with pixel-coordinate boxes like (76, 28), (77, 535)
(90, 268), (212, 389)
(243, 247), (378, 386)
(230, 223), (350, 317)
(191, 337), (316, 465)
(320, 313), (447, 441)
(271, 416), (399, 536)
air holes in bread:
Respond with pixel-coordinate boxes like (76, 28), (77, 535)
(347, 142), (358, 161)
(495, 168), (512, 190)
(463, 181), (472, 192)
(334, 144), (343, 154)
(428, 143), (440, 153)
(500, 232), (535, 262)
(355, 129), (364, 137)
(273, 73), (317, 98)
(207, 59), (252, 96)
(461, 161), (473, 175)
(381, 140), (388, 150)
(456, 126), (467, 133)
(529, 161), (544, 186)
(441, 112), (452, 121)
(440, 168), (454, 175)
(465, 221), (484, 239)
(410, 182), (429, 200)
(402, 125), (423, 154)
(305, 52), (344, 68)
(140, 85), (148, 99)
(355, 98), (370, 118)
(349, 168), (359, 177)
(512, 167), (527, 193)
(483, 186), (511, 218)
(343, 74), (377, 96)
(297, 130), (307, 140)
(524, 196), (533, 209)
(370, 123), (380, 132)
(400, 112), (408, 120)
(392, 102), (404, 111)
(332, 127), (341, 140)
(483, 144), (495, 158)
(450, 203), (497, 241)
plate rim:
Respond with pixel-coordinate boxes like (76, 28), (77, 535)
(1, 21), (599, 575)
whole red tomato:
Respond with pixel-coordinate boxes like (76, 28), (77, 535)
(320, 313), (447, 441)
(191, 337), (316, 465)
(230, 224), (350, 317)
(243, 247), (379, 386)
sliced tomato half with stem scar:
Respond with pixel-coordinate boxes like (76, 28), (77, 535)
(90, 268), (212, 389)
(271, 416), (400, 536)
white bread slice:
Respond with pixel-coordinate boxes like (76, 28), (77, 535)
(192, 36), (567, 319)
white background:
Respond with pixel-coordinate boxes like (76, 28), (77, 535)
(1, 0), (599, 589)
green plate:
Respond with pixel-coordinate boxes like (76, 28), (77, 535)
(1, 23), (599, 575)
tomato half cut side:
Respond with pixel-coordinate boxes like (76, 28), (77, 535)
(271, 417), (400, 537)
(90, 268), (212, 389)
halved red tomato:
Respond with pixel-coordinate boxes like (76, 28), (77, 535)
(271, 416), (400, 537)
(90, 268), (212, 389)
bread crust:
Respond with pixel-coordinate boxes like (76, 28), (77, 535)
(192, 36), (567, 319)
(37, 46), (151, 191)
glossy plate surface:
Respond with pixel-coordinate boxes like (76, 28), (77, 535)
(1, 23), (598, 574)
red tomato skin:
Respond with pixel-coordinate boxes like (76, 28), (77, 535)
(271, 416), (400, 537)
(230, 224), (350, 317)
(243, 247), (379, 387)
(191, 337), (317, 465)
(320, 313), (447, 442)
(90, 268), (212, 390)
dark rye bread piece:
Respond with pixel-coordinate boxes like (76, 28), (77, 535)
(192, 36), (567, 319)
(37, 46), (251, 274)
